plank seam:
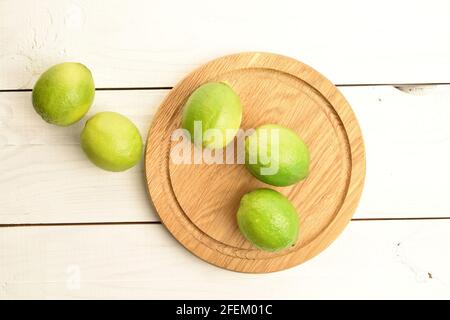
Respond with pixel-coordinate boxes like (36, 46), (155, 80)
(0, 221), (161, 228)
(1, 217), (450, 228)
(2, 83), (450, 92)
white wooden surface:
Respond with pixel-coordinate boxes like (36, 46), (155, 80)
(2, 86), (450, 224)
(1, 0), (450, 299)
(2, 0), (450, 89)
(1, 221), (450, 299)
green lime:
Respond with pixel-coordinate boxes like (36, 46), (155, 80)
(32, 62), (95, 126)
(237, 188), (299, 252)
(245, 124), (310, 187)
(81, 112), (143, 172)
(181, 82), (242, 149)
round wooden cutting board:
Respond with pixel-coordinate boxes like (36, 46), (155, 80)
(145, 52), (365, 273)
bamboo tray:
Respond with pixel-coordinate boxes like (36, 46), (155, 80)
(145, 52), (365, 273)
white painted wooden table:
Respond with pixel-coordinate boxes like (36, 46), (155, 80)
(1, 0), (450, 299)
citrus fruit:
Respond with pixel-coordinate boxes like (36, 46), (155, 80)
(32, 62), (95, 126)
(237, 188), (299, 252)
(81, 112), (142, 172)
(245, 124), (310, 186)
(181, 81), (242, 149)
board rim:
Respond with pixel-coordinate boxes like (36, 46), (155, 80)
(145, 52), (366, 273)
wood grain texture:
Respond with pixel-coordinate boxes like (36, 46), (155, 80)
(146, 52), (365, 272)
(2, 0), (450, 90)
(0, 90), (161, 224)
(1, 221), (449, 299)
(2, 86), (450, 224)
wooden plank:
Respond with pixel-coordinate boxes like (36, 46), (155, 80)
(347, 85), (450, 218)
(1, 86), (450, 223)
(0, 220), (449, 299)
(1, 0), (450, 90)
(0, 90), (161, 223)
